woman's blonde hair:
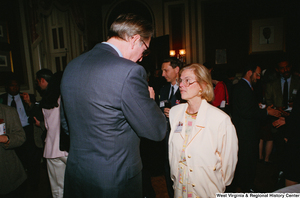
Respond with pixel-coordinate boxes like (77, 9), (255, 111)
(179, 63), (214, 102)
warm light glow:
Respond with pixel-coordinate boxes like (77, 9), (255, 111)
(179, 49), (186, 56)
(169, 50), (176, 57)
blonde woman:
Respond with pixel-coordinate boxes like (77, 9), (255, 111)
(169, 63), (238, 198)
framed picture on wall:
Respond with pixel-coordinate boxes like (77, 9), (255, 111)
(249, 17), (285, 54)
(0, 51), (13, 72)
(215, 49), (227, 64)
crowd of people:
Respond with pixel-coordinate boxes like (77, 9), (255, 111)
(0, 13), (299, 198)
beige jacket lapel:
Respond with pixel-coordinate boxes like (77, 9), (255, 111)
(185, 99), (207, 147)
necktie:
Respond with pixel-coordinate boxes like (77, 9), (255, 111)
(169, 86), (174, 101)
(11, 96), (17, 108)
(283, 78), (288, 109)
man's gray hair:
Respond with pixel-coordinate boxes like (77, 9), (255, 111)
(107, 13), (153, 41)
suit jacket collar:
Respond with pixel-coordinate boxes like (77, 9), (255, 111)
(239, 78), (253, 92)
(160, 83), (185, 104)
(95, 43), (120, 57)
(174, 87), (182, 101)
(242, 78), (252, 89)
(102, 42), (123, 57)
(1, 93), (26, 108)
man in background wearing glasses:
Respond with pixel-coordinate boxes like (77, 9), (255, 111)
(231, 63), (281, 192)
(61, 13), (166, 198)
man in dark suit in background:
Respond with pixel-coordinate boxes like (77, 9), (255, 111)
(265, 55), (300, 175)
(61, 13), (166, 198)
(231, 63), (281, 192)
(159, 57), (184, 198)
(265, 56), (300, 111)
(0, 74), (41, 190)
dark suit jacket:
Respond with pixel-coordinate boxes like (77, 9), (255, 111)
(0, 93), (35, 115)
(0, 104), (27, 194)
(265, 74), (300, 108)
(159, 83), (183, 111)
(61, 43), (167, 198)
(285, 88), (300, 141)
(159, 83), (184, 142)
(232, 79), (268, 141)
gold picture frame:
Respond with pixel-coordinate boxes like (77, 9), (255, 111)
(0, 51), (13, 72)
(249, 17), (285, 54)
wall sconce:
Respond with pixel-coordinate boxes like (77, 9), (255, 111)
(179, 49), (186, 56)
(169, 49), (186, 63)
(169, 50), (176, 57)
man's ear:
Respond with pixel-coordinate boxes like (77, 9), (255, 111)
(175, 66), (180, 74)
(129, 34), (141, 49)
(247, 70), (253, 77)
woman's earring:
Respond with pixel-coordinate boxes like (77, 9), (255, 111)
(199, 89), (202, 95)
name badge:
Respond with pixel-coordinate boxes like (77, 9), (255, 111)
(293, 89), (297, 95)
(174, 121), (183, 133)
(160, 101), (165, 108)
(220, 100), (226, 108)
(0, 123), (6, 135)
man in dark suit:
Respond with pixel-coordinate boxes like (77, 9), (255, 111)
(265, 57), (300, 110)
(265, 56), (300, 173)
(0, 74), (41, 189)
(159, 57), (184, 198)
(60, 13), (166, 198)
(231, 63), (281, 192)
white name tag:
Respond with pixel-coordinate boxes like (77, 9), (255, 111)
(174, 122), (183, 133)
(293, 89), (297, 95)
(0, 123), (6, 135)
(160, 101), (165, 108)
(220, 100), (226, 108)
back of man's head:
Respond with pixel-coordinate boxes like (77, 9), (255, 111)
(242, 62), (259, 77)
(36, 69), (53, 82)
(163, 57), (183, 69)
(107, 13), (153, 42)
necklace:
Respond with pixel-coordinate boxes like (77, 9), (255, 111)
(185, 110), (198, 116)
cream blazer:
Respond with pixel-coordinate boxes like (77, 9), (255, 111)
(169, 99), (238, 198)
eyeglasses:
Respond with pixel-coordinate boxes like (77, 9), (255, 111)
(177, 78), (198, 87)
(255, 72), (261, 77)
(140, 39), (151, 57)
